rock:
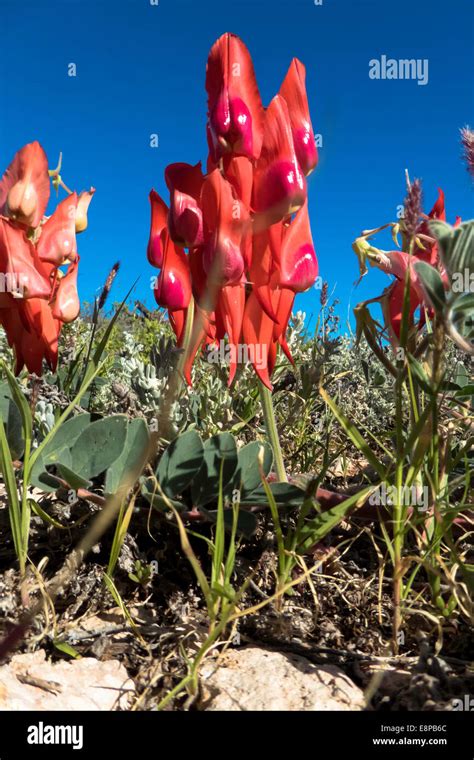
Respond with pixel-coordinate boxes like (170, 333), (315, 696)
(0, 650), (134, 710)
(200, 646), (365, 711)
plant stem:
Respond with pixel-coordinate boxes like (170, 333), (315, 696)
(258, 381), (287, 483)
(156, 299), (195, 442)
(176, 298), (195, 388)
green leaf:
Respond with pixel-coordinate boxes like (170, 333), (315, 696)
(56, 463), (93, 491)
(0, 383), (24, 460)
(201, 506), (258, 538)
(413, 261), (446, 313)
(296, 486), (375, 553)
(454, 384), (474, 398)
(41, 414), (92, 465)
(431, 219), (474, 282)
(0, 415), (22, 560)
(239, 482), (306, 508)
(29, 499), (67, 530)
(407, 353), (432, 393)
(68, 415), (128, 479)
(0, 362), (32, 444)
(156, 429), (204, 497)
(235, 440), (273, 497)
(447, 292), (474, 354)
(191, 433), (238, 506)
(30, 414), (92, 492)
(105, 418), (150, 496)
(140, 477), (183, 511)
(29, 283), (137, 476)
(53, 640), (82, 659)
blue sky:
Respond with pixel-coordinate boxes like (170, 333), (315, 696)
(1, 0), (473, 332)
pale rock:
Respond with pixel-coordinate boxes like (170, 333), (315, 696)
(200, 646), (365, 711)
(0, 650), (134, 710)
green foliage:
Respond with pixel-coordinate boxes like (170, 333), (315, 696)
(0, 382), (24, 460)
(426, 219), (474, 354)
(142, 429), (307, 536)
(31, 414), (150, 495)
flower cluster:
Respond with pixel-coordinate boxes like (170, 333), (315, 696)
(147, 33), (319, 389)
(354, 186), (460, 343)
(0, 142), (93, 374)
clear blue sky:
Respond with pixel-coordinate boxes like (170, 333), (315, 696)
(1, 0), (473, 331)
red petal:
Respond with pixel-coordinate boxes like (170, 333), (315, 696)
(218, 281), (245, 384)
(147, 189), (169, 268)
(165, 163), (205, 247)
(52, 259), (80, 322)
(279, 59), (318, 176)
(428, 188), (446, 221)
(372, 250), (425, 302)
(223, 156), (253, 208)
(154, 236), (192, 312)
(253, 95), (306, 229)
(272, 286), (295, 343)
(169, 308), (187, 345)
(280, 200), (318, 292)
(37, 193), (78, 265)
(0, 142), (50, 227)
(0, 219), (51, 299)
(242, 290), (273, 389)
(206, 33), (264, 160)
(76, 188), (95, 233)
(201, 169), (247, 286)
(383, 280), (421, 343)
(0, 297), (60, 375)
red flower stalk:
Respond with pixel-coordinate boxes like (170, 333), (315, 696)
(0, 142), (93, 374)
(146, 33), (320, 389)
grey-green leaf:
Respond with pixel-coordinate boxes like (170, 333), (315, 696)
(235, 440), (273, 497)
(0, 384), (24, 460)
(69, 415), (128, 479)
(413, 261), (446, 313)
(191, 433), (238, 506)
(156, 429), (204, 497)
(105, 418), (150, 496)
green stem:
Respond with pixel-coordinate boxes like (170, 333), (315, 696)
(156, 299), (195, 441)
(176, 297), (195, 388)
(20, 438), (32, 576)
(258, 381), (287, 483)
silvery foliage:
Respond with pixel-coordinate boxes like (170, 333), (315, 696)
(330, 335), (396, 434)
(35, 400), (55, 433)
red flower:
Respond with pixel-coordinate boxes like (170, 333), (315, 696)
(206, 33), (264, 162)
(279, 59), (318, 177)
(147, 190), (169, 268)
(148, 189), (193, 346)
(165, 163), (205, 248)
(147, 34), (319, 389)
(37, 193), (79, 265)
(356, 188), (459, 344)
(253, 96), (306, 228)
(0, 142), (50, 227)
(0, 143), (92, 374)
